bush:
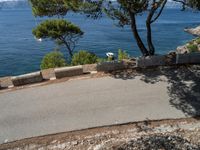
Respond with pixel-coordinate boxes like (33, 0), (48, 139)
(40, 51), (67, 70)
(196, 38), (200, 44)
(118, 49), (129, 61)
(187, 44), (199, 53)
(71, 50), (98, 65)
(97, 57), (107, 63)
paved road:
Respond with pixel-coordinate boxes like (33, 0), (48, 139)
(0, 76), (187, 143)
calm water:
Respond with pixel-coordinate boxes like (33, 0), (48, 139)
(0, 1), (200, 77)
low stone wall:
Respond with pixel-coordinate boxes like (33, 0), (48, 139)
(83, 64), (97, 73)
(136, 55), (166, 68)
(41, 68), (56, 80)
(55, 66), (83, 79)
(136, 53), (200, 68)
(97, 61), (127, 72)
(176, 53), (200, 64)
(11, 72), (43, 86)
(1, 53), (200, 90)
(0, 62), (127, 90)
(0, 77), (14, 89)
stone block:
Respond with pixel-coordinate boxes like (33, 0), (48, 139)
(0, 77), (14, 89)
(12, 71), (43, 86)
(97, 61), (126, 72)
(41, 68), (56, 80)
(176, 53), (200, 64)
(83, 64), (97, 73)
(55, 66), (83, 79)
(136, 55), (166, 68)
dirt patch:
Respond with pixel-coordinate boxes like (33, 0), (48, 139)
(1, 118), (200, 150)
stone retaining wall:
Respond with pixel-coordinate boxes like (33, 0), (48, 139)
(1, 53), (200, 90)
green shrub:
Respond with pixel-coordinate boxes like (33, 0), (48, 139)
(107, 56), (114, 62)
(196, 38), (200, 44)
(118, 49), (129, 61)
(40, 51), (67, 70)
(187, 44), (199, 53)
(97, 57), (107, 63)
(71, 50), (98, 65)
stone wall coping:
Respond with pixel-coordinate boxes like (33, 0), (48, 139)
(11, 71), (41, 80)
(54, 65), (83, 72)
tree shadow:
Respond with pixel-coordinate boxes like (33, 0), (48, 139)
(110, 69), (138, 80)
(110, 65), (200, 117)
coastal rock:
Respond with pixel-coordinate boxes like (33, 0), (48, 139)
(176, 45), (189, 54)
(185, 26), (200, 37)
(176, 37), (200, 54)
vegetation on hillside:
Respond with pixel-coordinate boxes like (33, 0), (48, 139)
(29, 0), (200, 57)
(118, 49), (129, 61)
(71, 50), (98, 65)
(29, 0), (200, 69)
(40, 51), (67, 70)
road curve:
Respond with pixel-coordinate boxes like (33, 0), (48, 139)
(0, 76), (186, 143)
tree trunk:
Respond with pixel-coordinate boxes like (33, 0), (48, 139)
(146, 11), (155, 55)
(129, 12), (149, 56)
(145, 0), (167, 55)
(63, 40), (73, 58)
(68, 48), (73, 58)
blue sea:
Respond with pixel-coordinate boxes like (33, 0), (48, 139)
(0, 1), (200, 77)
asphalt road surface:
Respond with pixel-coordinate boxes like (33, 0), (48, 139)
(0, 76), (187, 143)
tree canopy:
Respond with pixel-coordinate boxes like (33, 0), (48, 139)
(33, 19), (84, 58)
(102, 0), (200, 56)
(29, 0), (81, 17)
(40, 51), (67, 70)
(29, 0), (102, 18)
(30, 0), (200, 56)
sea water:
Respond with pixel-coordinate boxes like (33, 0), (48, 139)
(0, 1), (200, 77)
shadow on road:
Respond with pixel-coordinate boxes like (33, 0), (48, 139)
(110, 65), (200, 117)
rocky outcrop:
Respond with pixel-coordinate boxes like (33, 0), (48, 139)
(176, 45), (189, 54)
(185, 26), (200, 37)
(176, 38), (200, 54)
